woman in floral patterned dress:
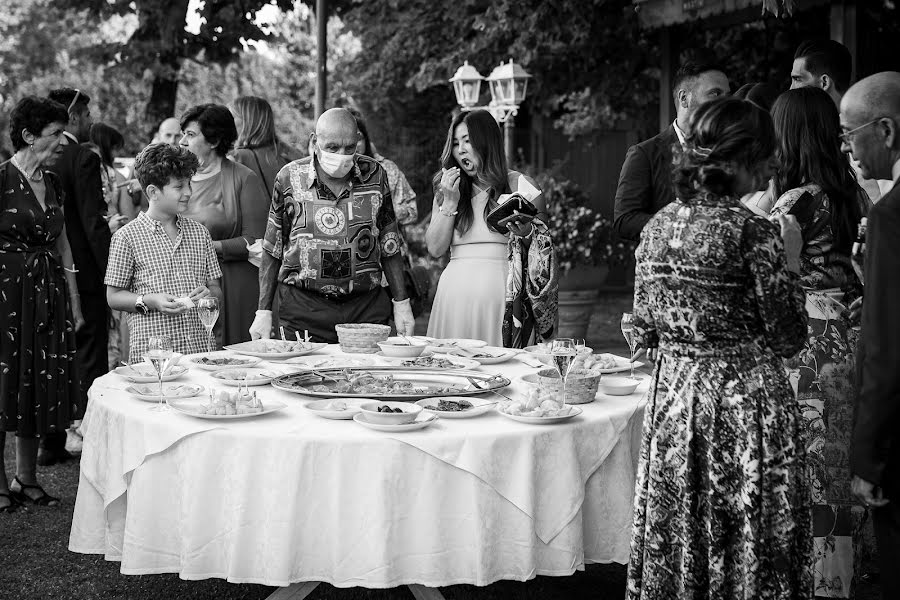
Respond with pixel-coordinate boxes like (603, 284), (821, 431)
(627, 97), (811, 599)
(770, 87), (871, 599)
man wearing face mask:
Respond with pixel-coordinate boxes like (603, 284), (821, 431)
(249, 108), (415, 342)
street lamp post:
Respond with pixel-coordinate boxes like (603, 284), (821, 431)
(449, 59), (532, 165)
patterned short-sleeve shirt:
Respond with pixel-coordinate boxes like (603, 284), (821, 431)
(105, 212), (222, 360)
(262, 156), (401, 298)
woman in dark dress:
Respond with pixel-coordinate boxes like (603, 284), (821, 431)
(0, 97), (84, 511)
(179, 104), (269, 346)
(770, 87), (870, 599)
(627, 97), (812, 598)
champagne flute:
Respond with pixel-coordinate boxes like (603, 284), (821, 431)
(621, 313), (638, 380)
(550, 338), (577, 408)
(197, 297), (219, 354)
(143, 335), (175, 412)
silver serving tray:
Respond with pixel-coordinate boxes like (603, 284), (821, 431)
(271, 367), (510, 400)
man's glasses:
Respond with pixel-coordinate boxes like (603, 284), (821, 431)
(839, 118), (883, 144)
(67, 89), (82, 113)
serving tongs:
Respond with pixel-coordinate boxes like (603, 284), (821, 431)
(465, 374), (515, 402)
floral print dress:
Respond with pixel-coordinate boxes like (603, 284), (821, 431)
(627, 193), (812, 600)
(0, 163), (79, 436)
(770, 184), (868, 599)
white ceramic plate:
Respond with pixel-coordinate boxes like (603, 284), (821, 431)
(114, 364), (188, 383)
(126, 383), (204, 402)
(167, 398), (288, 419)
(425, 338), (488, 354)
(496, 405), (583, 425)
(377, 354), (480, 371)
(353, 412), (438, 432)
(186, 352), (262, 371)
(461, 346), (517, 365)
(283, 355), (378, 369)
(304, 398), (370, 420)
(415, 397), (495, 418)
(209, 368), (282, 386)
(224, 340), (328, 360)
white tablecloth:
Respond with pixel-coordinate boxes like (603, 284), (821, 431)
(69, 346), (646, 588)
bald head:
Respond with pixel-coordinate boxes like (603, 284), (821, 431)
(315, 108), (359, 139)
(311, 108), (360, 180)
(156, 117), (181, 145)
(840, 72), (900, 180)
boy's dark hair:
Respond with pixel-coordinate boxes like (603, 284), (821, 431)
(672, 52), (726, 102)
(9, 96), (69, 151)
(179, 103), (237, 157)
(794, 40), (852, 94)
(134, 143), (199, 192)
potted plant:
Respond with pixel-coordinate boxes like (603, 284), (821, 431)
(536, 171), (636, 338)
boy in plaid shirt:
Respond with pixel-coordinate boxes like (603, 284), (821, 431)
(105, 144), (222, 360)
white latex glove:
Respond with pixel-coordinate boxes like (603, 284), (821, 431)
(249, 310), (273, 340)
(392, 298), (415, 336)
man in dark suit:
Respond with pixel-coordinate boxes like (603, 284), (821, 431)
(841, 72), (900, 599)
(613, 55), (729, 241)
(42, 88), (111, 464)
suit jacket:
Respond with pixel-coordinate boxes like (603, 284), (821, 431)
(854, 181), (900, 499)
(47, 138), (110, 294)
(613, 125), (679, 241)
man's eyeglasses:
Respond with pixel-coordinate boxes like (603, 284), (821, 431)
(839, 118), (883, 144)
(67, 89), (82, 113)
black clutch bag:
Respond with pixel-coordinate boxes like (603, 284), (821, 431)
(486, 192), (538, 233)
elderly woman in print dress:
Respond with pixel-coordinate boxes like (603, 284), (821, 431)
(425, 110), (557, 347)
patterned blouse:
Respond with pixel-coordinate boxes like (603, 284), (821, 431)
(769, 183), (865, 293)
(262, 156), (401, 298)
(375, 153), (417, 226)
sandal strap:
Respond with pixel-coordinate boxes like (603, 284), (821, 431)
(12, 477), (60, 506)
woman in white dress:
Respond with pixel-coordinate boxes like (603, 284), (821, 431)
(425, 110), (548, 346)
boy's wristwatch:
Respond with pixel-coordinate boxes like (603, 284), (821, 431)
(135, 295), (150, 315)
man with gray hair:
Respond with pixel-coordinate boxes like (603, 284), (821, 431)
(249, 108), (415, 341)
(841, 71), (900, 599)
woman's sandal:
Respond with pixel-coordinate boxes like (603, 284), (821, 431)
(0, 492), (22, 513)
(10, 476), (60, 507)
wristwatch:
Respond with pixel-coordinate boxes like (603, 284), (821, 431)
(135, 295), (150, 315)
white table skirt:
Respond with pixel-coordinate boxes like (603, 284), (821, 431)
(69, 346), (645, 588)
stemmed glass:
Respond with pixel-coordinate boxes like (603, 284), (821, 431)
(620, 313), (638, 379)
(143, 335), (175, 412)
(550, 338), (577, 408)
(197, 297), (219, 354)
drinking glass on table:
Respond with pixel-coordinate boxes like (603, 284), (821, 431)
(143, 335), (175, 412)
(197, 297), (219, 354)
(550, 338), (577, 407)
(620, 312), (639, 379)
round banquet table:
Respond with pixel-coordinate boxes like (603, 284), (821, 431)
(69, 345), (646, 591)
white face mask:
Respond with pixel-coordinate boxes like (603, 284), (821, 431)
(317, 147), (355, 178)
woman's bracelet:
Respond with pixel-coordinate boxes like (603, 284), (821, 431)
(438, 205), (458, 218)
(64, 265), (79, 273)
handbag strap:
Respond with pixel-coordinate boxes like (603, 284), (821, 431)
(250, 149), (272, 199)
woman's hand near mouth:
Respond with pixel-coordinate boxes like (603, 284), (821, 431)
(439, 166), (461, 209)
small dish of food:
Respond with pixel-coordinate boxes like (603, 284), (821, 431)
(209, 368), (281, 386)
(415, 397), (495, 418)
(304, 398), (369, 420)
(597, 376), (641, 396)
(358, 401), (423, 425)
(376, 340), (428, 358)
(187, 352), (261, 371)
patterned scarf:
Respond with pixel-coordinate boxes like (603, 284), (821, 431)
(502, 220), (558, 348)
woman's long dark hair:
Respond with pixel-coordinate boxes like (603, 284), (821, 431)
(89, 122), (125, 168)
(433, 109), (509, 234)
(673, 97), (776, 200)
(772, 87), (863, 254)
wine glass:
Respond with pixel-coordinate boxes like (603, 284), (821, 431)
(197, 297), (219, 354)
(620, 313), (638, 379)
(143, 335), (175, 412)
(550, 338), (577, 408)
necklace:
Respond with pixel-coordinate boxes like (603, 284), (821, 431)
(11, 154), (44, 182)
